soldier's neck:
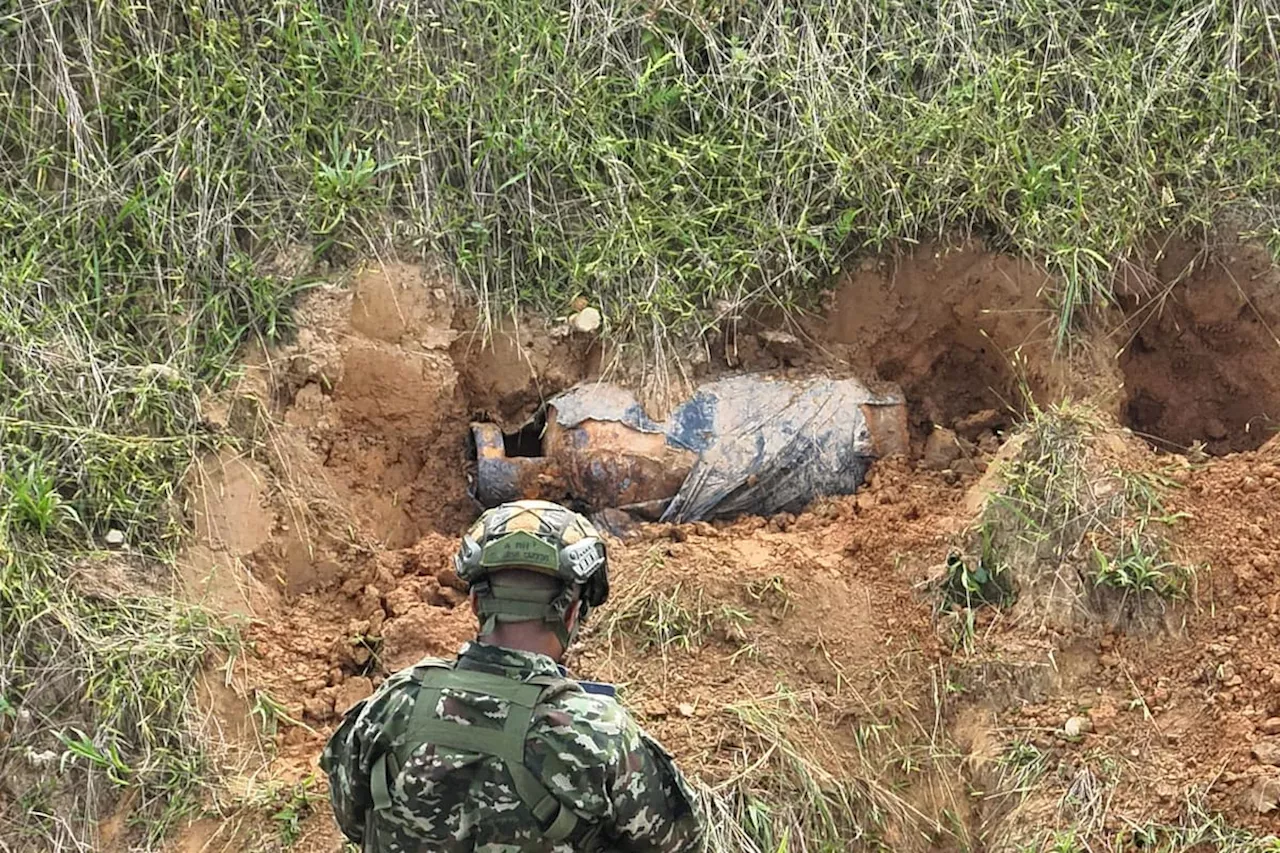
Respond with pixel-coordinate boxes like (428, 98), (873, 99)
(482, 624), (565, 662)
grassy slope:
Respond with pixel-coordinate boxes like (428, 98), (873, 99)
(3, 0), (1280, 849)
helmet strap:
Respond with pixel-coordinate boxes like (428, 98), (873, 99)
(473, 580), (581, 652)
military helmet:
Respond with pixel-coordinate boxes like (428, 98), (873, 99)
(455, 500), (609, 647)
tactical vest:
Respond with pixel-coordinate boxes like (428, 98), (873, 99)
(366, 660), (600, 849)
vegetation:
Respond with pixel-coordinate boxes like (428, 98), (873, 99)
(703, 688), (942, 853)
(7, 1), (1280, 358)
(943, 404), (1194, 634)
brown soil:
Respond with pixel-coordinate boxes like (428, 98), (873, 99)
(163, 243), (1280, 852)
(821, 246), (1066, 438)
(1115, 241), (1280, 455)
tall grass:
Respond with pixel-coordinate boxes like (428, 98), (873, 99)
(6, 1), (1280, 354)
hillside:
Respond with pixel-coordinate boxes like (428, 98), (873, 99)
(3, 2), (1280, 851)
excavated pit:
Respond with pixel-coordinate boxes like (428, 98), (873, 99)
(1116, 244), (1280, 455)
(817, 246), (1063, 444)
(172, 244), (1280, 853)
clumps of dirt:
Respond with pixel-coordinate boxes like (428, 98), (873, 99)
(247, 534), (477, 763)
(1116, 242), (1280, 455)
(933, 429), (1280, 841)
(182, 261), (598, 613)
(1150, 438), (1280, 816)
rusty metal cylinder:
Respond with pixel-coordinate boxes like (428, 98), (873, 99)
(470, 375), (909, 521)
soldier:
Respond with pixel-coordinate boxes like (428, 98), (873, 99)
(321, 500), (706, 852)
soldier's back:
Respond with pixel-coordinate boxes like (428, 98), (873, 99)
(326, 644), (702, 853)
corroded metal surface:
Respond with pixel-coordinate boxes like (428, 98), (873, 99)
(471, 375), (909, 521)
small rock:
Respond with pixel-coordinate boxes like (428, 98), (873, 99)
(1247, 775), (1280, 814)
(950, 457), (980, 477)
(334, 677), (374, 713)
(1253, 740), (1280, 766)
(1064, 716), (1093, 738)
(922, 427), (962, 471)
(141, 363), (183, 385)
(104, 529), (126, 549)
(570, 295), (589, 313)
(1205, 418), (1228, 441)
(569, 307), (602, 334)
(757, 330), (804, 365)
(677, 703), (696, 718)
(644, 701), (669, 718)
(955, 409), (1003, 438)
(25, 748), (59, 769)
(437, 567), (469, 593)
(303, 695), (335, 722)
(1260, 717), (1280, 736)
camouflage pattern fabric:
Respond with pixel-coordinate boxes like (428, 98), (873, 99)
(321, 642), (706, 852)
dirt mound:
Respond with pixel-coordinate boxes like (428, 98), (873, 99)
(1116, 242), (1280, 454)
(182, 262), (598, 614)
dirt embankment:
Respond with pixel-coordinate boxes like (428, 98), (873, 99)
(175, 242), (1280, 852)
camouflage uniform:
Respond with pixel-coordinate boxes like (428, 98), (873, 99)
(321, 641), (705, 852)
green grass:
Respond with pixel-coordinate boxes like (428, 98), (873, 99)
(948, 404), (1194, 631)
(6, 1), (1280, 360)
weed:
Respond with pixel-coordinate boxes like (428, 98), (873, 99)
(56, 728), (133, 787)
(1092, 535), (1185, 596)
(252, 691), (314, 740)
(1119, 792), (1280, 852)
(609, 580), (716, 651)
(703, 689), (947, 853)
(746, 575), (793, 618)
(1010, 789), (1280, 852)
(270, 777), (321, 847)
(941, 545), (1013, 611)
(602, 549), (718, 655)
(954, 404), (1193, 629)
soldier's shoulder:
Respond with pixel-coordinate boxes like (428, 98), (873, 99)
(533, 684), (636, 751)
(352, 656), (452, 725)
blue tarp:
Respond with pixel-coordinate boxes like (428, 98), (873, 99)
(548, 375), (902, 522)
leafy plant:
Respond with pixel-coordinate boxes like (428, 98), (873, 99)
(269, 777), (321, 846)
(57, 728), (132, 787)
(1092, 534), (1186, 596)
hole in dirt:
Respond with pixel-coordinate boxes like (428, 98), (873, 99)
(881, 331), (1027, 443)
(1117, 281), (1280, 455)
(502, 417), (546, 458)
